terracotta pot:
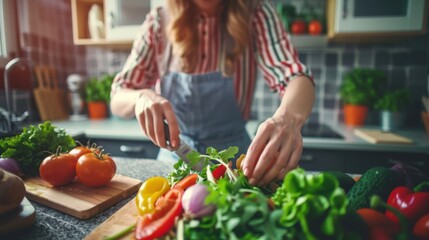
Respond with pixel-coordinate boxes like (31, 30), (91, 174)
(87, 101), (108, 119)
(343, 104), (368, 126)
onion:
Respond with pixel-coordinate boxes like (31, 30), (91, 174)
(182, 184), (216, 218)
(0, 158), (23, 177)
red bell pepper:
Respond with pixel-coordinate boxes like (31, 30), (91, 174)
(173, 173), (198, 190)
(386, 182), (429, 225)
(212, 164), (227, 180)
(135, 188), (184, 240)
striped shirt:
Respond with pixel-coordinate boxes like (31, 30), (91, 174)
(112, 1), (313, 119)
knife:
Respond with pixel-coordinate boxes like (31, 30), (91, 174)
(163, 120), (206, 171)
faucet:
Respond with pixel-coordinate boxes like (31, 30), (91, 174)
(2, 57), (36, 134)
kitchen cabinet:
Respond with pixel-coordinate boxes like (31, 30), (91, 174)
(299, 148), (429, 175)
(326, 0), (428, 42)
(74, 134), (160, 159)
(70, 0), (149, 49)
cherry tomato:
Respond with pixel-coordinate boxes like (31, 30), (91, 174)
(291, 20), (307, 34)
(308, 20), (322, 35)
(76, 152), (116, 187)
(39, 153), (78, 187)
(413, 214), (429, 240)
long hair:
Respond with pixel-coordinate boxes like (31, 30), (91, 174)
(167, 0), (253, 75)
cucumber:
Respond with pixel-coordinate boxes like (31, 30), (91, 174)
(322, 171), (356, 193)
(346, 167), (403, 211)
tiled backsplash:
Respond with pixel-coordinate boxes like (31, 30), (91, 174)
(3, 0), (429, 129)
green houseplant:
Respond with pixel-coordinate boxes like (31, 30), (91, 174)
(374, 88), (410, 131)
(340, 68), (386, 126)
(85, 74), (115, 119)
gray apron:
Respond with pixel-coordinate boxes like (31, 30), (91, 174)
(156, 71), (251, 166)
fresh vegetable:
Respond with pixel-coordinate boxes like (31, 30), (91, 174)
(272, 168), (356, 239)
(235, 154), (245, 170)
(356, 208), (398, 239)
(39, 148), (78, 187)
(0, 121), (75, 176)
(173, 173), (198, 190)
(321, 171), (356, 193)
(371, 195), (412, 240)
(0, 169), (26, 215)
(182, 184), (215, 218)
(0, 157), (23, 177)
(76, 150), (116, 187)
(347, 167), (403, 211)
(68, 143), (96, 159)
(212, 164), (227, 180)
(135, 176), (170, 216)
(413, 214), (429, 240)
(308, 20), (322, 35)
(291, 19), (307, 34)
(386, 182), (429, 226)
(135, 188), (183, 240)
(390, 161), (429, 188)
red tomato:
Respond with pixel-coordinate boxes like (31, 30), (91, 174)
(308, 20), (323, 35)
(291, 20), (307, 34)
(69, 146), (93, 159)
(76, 152), (116, 187)
(413, 214), (429, 240)
(39, 153), (78, 187)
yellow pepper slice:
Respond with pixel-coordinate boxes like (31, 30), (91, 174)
(135, 176), (170, 216)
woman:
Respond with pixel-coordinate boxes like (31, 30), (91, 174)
(110, 0), (315, 186)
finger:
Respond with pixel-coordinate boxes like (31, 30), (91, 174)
(242, 121), (275, 178)
(144, 109), (157, 145)
(135, 111), (147, 136)
(257, 147), (291, 186)
(248, 139), (281, 185)
(162, 102), (180, 149)
(276, 142), (302, 181)
(153, 111), (167, 148)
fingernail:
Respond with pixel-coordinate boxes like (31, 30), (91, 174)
(171, 139), (177, 148)
(244, 168), (249, 176)
(249, 178), (256, 185)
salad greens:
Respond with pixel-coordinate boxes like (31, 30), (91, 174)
(0, 121), (75, 176)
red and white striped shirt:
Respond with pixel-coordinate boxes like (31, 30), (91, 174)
(112, 1), (313, 119)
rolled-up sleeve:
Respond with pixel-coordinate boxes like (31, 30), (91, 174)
(111, 9), (160, 97)
(252, 1), (313, 95)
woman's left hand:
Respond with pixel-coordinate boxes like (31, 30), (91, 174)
(242, 114), (304, 186)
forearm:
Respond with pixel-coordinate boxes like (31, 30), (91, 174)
(110, 89), (151, 119)
(273, 76), (315, 127)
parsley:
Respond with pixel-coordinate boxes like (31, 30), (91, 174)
(0, 121), (75, 176)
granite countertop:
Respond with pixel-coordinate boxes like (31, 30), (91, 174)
(6, 157), (174, 240)
(50, 118), (429, 154)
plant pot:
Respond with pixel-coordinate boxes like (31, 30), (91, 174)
(343, 104), (368, 126)
(87, 101), (108, 120)
(380, 111), (404, 131)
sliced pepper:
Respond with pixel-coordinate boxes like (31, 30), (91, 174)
(135, 176), (170, 216)
(173, 173), (198, 190)
(386, 181), (429, 225)
(135, 188), (184, 240)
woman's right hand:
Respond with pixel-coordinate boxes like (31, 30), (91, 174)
(134, 89), (180, 149)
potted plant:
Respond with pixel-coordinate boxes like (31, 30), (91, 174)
(340, 68), (386, 126)
(85, 74), (114, 120)
(374, 88), (410, 131)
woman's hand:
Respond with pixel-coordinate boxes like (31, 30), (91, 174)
(242, 114), (304, 186)
(135, 89), (180, 149)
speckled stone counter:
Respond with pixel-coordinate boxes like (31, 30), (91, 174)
(6, 157), (174, 240)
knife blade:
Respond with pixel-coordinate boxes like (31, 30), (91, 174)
(163, 120), (206, 171)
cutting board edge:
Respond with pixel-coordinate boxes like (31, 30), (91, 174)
(25, 175), (142, 220)
(353, 129), (414, 144)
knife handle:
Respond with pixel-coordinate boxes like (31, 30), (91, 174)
(163, 120), (173, 150)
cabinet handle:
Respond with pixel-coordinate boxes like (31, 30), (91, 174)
(300, 154), (314, 162)
(120, 145), (145, 153)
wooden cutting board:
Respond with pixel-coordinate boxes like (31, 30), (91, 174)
(0, 197), (36, 236)
(24, 174), (141, 220)
(85, 198), (138, 240)
(354, 129), (413, 144)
